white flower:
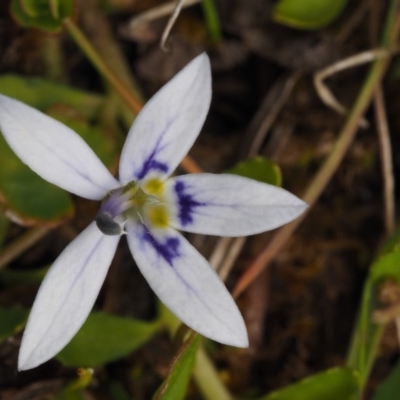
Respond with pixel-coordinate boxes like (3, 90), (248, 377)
(0, 53), (307, 371)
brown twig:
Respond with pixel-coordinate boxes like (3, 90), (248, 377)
(0, 227), (50, 270)
(78, 0), (144, 103)
(64, 17), (143, 115)
(335, 0), (373, 43)
(180, 155), (203, 174)
(247, 72), (301, 158)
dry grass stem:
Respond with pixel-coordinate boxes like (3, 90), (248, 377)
(218, 237), (246, 281)
(160, 0), (189, 51)
(374, 85), (395, 236)
(0, 227), (50, 270)
(247, 72), (300, 157)
(314, 49), (389, 128)
(211, 75), (300, 282)
(209, 237), (234, 270)
(126, 0), (201, 30)
(336, 0), (373, 43)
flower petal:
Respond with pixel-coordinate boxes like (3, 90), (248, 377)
(164, 173), (308, 236)
(0, 94), (120, 200)
(126, 221), (248, 347)
(119, 53), (211, 184)
(18, 222), (120, 370)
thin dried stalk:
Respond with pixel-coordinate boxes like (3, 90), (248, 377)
(248, 72), (300, 157)
(374, 85), (395, 236)
(0, 227), (49, 270)
(126, 0), (201, 30)
(209, 237), (233, 270)
(218, 237), (246, 281)
(160, 0), (187, 51)
(210, 73), (299, 281)
(314, 49), (389, 128)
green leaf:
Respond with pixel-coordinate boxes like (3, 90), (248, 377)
(153, 333), (200, 400)
(0, 210), (9, 248)
(0, 75), (104, 120)
(272, 0), (348, 30)
(225, 156), (282, 187)
(0, 133), (74, 226)
(57, 312), (162, 367)
(370, 227), (400, 283)
(19, 0), (48, 17)
(372, 359), (400, 400)
(347, 226), (400, 391)
(260, 367), (360, 400)
(0, 306), (29, 342)
(10, 0), (74, 33)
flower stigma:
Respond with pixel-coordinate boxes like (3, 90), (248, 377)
(95, 178), (169, 235)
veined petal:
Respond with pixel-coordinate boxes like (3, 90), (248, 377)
(119, 53), (211, 184)
(18, 222), (120, 370)
(164, 173), (308, 236)
(126, 221), (248, 347)
(0, 95), (120, 200)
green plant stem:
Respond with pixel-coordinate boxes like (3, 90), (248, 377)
(63, 18), (142, 115)
(233, 0), (400, 299)
(161, 303), (232, 400)
(193, 346), (232, 400)
(43, 36), (67, 82)
(201, 0), (222, 43)
(346, 277), (386, 392)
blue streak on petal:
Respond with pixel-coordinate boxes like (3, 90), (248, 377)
(175, 180), (206, 226)
(141, 225), (180, 266)
(134, 119), (176, 180)
(136, 152), (168, 180)
(133, 224), (232, 331)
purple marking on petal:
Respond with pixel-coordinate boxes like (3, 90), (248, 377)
(141, 226), (180, 266)
(133, 224), (230, 328)
(136, 157), (168, 180)
(134, 118), (177, 180)
(175, 180), (206, 226)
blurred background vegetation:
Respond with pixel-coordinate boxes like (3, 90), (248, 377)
(2, 0), (400, 399)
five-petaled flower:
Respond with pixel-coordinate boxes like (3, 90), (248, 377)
(0, 53), (307, 371)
